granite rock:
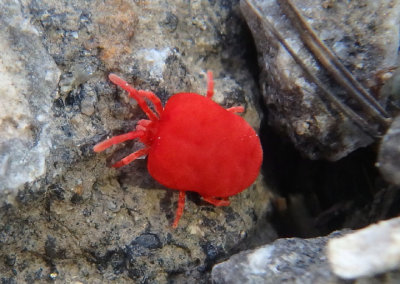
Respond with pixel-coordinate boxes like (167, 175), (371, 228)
(0, 0), (275, 282)
(241, 0), (400, 160)
(213, 225), (400, 284)
(0, 0), (61, 190)
(212, 231), (344, 283)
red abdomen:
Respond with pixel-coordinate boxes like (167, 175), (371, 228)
(147, 93), (262, 198)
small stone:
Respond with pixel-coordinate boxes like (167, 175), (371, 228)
(4, 255), (16, 266)
(80, 95), (96, 116)
(133, 234), (162, 250)
(49, 271), (58, 280)
(327, 217), (400, 279)
(159, 12), (179, 33)
(212, 231), (345, 283)
(107, 200), (120, 212)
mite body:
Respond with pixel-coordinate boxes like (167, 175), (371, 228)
(94, 72), (263, 227)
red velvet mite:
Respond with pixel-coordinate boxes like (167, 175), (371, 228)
(94, 71), (263, 228)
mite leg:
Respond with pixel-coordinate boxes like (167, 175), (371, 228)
(226, 106), (245, 113)
(111, 147), (149, 168)
(202, 196), (230, 206)
(136, 119), (152, 131)
(93, 130), (144, 152)
(137, 119), (152, 127)
(138, 90), (163, 116)
(109, 74), (159, 122)
(172, 191), (186, 228)
(206, 70), (214, 99)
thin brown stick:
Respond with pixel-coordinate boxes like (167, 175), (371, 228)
(244, 0), (386, 137)
(278, 0), (390, 124)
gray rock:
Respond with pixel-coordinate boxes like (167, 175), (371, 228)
(241, 0), (400, 160)
(213, 226), (400, 284)
(0, 0), (60, 191)
(328, 217), (400, 279)
(377, 115), (400, 186)
(0, 0), (275, 282)
(212, 231), (344, 284)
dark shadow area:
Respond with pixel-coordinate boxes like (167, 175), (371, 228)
(236, 0), (400, 239)
(260, 117), (400, 237)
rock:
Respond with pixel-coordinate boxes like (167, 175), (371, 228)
(377, 115), (400, 186)
(241, 0), (400, 160)
(212, 231), (345, 283)
(327, 217), (400, 279)
(213, 225), (400, 283)
(377, 67), (400, 187)
(0, 0), (275, 282)
(0, 0), (60, 191)
(132, 233), (162, 250)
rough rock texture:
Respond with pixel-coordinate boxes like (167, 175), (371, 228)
(241, 0), (400, 160)
(0, 0), (61, 190)
(213, 227), (400, 284)
(328, 217), (400, 279)
(378, 115), (400, 186)
(0, 0), (276, 282)
(212, 231), (345, 283)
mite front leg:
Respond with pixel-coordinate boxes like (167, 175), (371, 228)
(111, 147), (150, 168)
(138, 90), (163, 117)
(93, 130), (144, 152)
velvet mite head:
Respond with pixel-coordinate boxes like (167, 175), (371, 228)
(94, 71), (263, 228)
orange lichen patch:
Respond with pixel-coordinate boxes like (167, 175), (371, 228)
(88, 0), (138, 68)
(73, 184), (84, 196)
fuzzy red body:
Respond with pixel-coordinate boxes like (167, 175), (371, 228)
(94, 72), (263, 227)
(148, 93), (262, 198)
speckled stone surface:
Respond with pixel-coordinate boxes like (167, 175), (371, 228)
(0, 0), (60, 190)
(212, 231), (344, 283)
(378, 115), (400, 186)
(0, 0), (276, 282)
(241, 0), (400, 160)
(328, 217), (400, 279)
(213, 227), (400, 283)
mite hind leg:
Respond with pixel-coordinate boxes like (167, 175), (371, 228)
(202, 196), (230, 206)
(206, 71), (214, 99)
(226, 106), (244, 113)
(172, 191), (186, 228)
